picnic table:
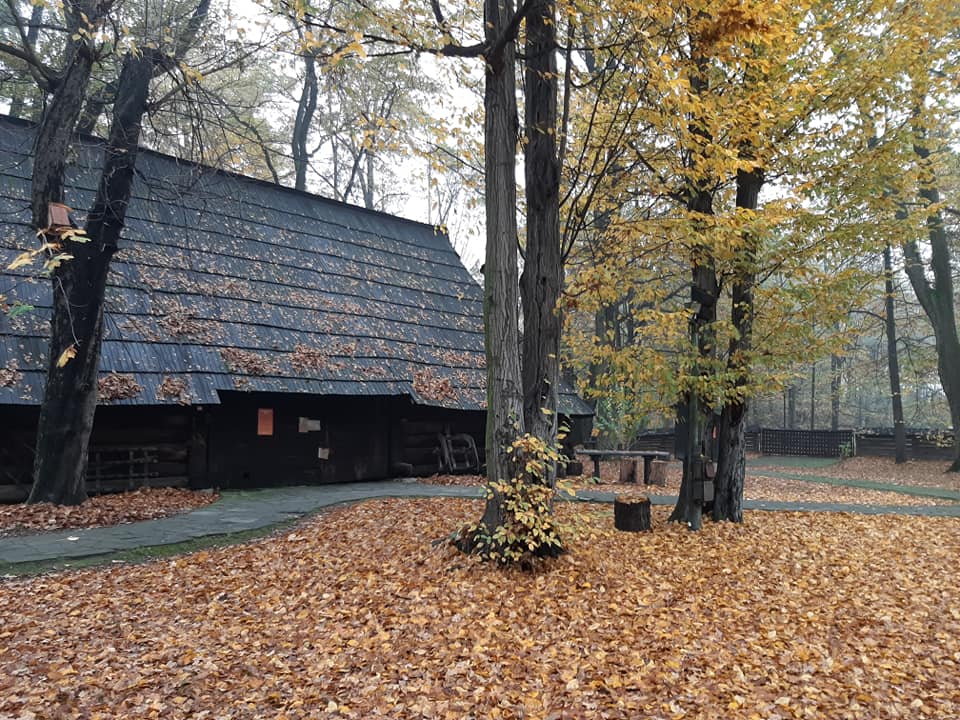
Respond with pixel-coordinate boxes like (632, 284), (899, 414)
(579, 449), (672, 485)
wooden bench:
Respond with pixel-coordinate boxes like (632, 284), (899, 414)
(579, 449), (672, 485)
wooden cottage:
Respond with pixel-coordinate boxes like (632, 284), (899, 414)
(0, 116), (592, 500)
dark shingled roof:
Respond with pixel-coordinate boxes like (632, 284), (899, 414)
(0, 116), (592, 416)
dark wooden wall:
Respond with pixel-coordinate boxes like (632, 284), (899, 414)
(391, 400), (485, 475)
(1, 394), (526, 500)
(207, 392), (392, 487)
(0, 405), (194, 502)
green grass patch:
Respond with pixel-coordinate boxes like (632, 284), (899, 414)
(747, 456), (841, 469)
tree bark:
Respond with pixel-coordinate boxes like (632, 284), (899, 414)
(902, 141), (960, 471)
(670, 198), (716, 528)
(479, 0), (525, 534)
(883, 243), (907, 463)
(29, 2), (102, 231)
(19, 1), (104, 506)
(29, 53), (155, 505)
(830, 350), (842, 432)
(614, 495), (651, 532)
(669, 47), (717, 528)
(713, 166), (762, 523)
(520, 0), (561, 457)
(293, 50), (319, 192)
(809, 361), (816, 430)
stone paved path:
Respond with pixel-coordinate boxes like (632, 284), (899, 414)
(3, 479), (959, 567)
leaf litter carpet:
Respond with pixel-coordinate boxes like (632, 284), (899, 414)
(0, 488), (219, 538)
(2, 498), (958, 718)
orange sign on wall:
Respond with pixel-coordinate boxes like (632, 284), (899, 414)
(257, 408), (274, 436)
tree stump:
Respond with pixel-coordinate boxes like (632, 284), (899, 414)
(614, 495), (651, 532)
(566, 460), (583, 477)
(648, 459), (668, 486)
(618, 459), (639, 483)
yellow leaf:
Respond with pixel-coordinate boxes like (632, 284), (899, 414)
(57, 345), (77, 367)
(7, 250), (36, 271)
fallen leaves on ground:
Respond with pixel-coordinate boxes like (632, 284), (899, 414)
(0, 488), (219, 538)
(577, 459), (957, 506)
(1, 498), (958, 718)
(785, 457), (960, 492)
(418, 473), (483, 487)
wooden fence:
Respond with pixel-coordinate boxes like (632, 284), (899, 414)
(758, 429), (855, 457)
(630, 428), (952, 460)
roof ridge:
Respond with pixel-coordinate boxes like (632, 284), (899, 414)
(0, 114), (450, 238)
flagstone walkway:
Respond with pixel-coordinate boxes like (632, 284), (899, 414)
(2, 476), (959, 568)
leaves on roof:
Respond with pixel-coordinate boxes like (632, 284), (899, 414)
(156, 375), (191, 405)
(289, 344), (343, 373)
(97, 373), (143, 402)
(157, 301), (212, 341)
(0, 118), (594, 414)
(0, 359), (21, 387)
(413, 369), (457, 402)
(220, 348), (280, 376)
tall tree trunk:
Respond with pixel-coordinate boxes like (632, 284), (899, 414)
(787, 385), (797, 428)
(292, 50), (318, 192)
(363, 150), (375, 210)
(29, 3), (102, 232)
(830, 348), (842, 431)
(670, 191), (717, 528)
(713, 166), (762, 523)
(587, 305), (614, 411)
(883, 243), (907, 463)
(670, 37), (716, 530)
(479, 0), (525, 534)
(21, 1), (103, 506)
(809, 361), (816, 430)
(902, 141), (960, 471)
(29, 53), (155, 505)
(520, 0), (560, 457)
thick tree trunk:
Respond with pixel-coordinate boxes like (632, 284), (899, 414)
(669, 196), (716, 528)
(520, 0), (561, 456)
(21, 4), (103, 506)
(29, 8), (101, 230)
(29, 53), (155, 505)
(479, 0), (525, 534)
(902, 142), (960, 471)
(883, 243), (907, 463)
(713, 167), (762, 523)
